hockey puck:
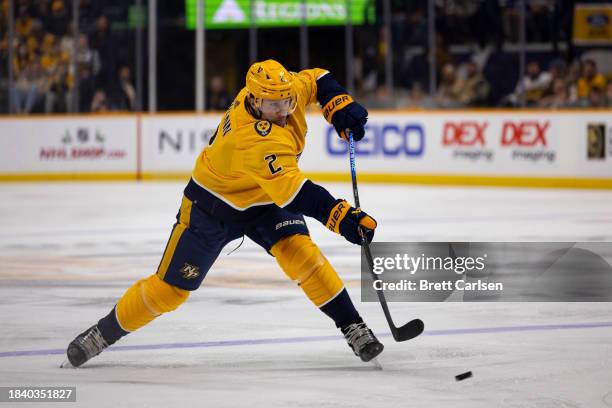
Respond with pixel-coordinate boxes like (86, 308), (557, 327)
(455, 371), (472, 381)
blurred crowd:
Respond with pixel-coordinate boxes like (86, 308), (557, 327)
(0, 0), (136, 113)
(395, 57), (611, 109)
(1, 0), (611, 113)
(359, 0), (612, 108)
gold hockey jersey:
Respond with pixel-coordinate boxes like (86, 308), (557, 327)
(191, 68), (328, 210)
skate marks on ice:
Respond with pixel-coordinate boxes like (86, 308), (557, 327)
(602, 391), (612, 407)
(2, 317), (612, 407)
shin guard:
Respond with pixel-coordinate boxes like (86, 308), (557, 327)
(115, 274), (189, 332)
(271, 234), (344, 307)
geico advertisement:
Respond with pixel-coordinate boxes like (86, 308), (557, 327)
(0, 117), (136, 172)
(140, 115), (222, 172)
(299, 114), (429, 173)
(301, 114), (562, 175)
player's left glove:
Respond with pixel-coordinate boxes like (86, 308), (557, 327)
(322, 94), (368, 142)
(325, 199), (377, 245)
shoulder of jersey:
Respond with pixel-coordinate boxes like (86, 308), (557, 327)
(234, 119), (290, 146)
(254, 120), (273, 137)
(247, 119), (290, 138)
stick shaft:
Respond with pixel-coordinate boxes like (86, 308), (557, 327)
(348, 133), (396, 331)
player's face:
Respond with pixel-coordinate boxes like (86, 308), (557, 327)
(259, 97), (294, 126)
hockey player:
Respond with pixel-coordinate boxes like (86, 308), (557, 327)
(65, 60), (383, 367)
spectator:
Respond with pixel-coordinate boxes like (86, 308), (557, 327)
(505, 61), (552, 106)
(15, 6), (33, 38)
(26, 18), (44, 55)
(45, 61), (72, 113)
(89, 15), (116, 90)
(576, 59), (607, 100)
(538, 78), (571, 109)
(75, 34), (100, 77)
(401, 82), (435, 109)
(206, 75), (230, 110)
(547, 59), (567, 86)
(541, 59), (565, 93)
(40, 35), (69, 77)
(60, 22), (76, 56)
(47, 0), (69, 37)
(457, 61), (490, 107)
(90, 89), (108, 112)
(110, 65), (136, 111)
(77, 64), (96, 113)
(587, 87), (606, 108)
(435, 63), (463, 108)
(12, 42), (31, 77)
(40, 32), (55, 56)
(11, 58), (43, 113)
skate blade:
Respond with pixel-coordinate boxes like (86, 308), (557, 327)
(370, 357), (383, 370)
(60, 358), (75, 368)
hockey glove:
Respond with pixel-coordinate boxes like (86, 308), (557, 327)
(325, 199), (377, 245)
(322, 95), (368, 142)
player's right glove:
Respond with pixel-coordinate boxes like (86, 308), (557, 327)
(322, 94), (368, 142)
(325, 199), (377, 245)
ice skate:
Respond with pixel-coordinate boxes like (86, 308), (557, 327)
(63, 325), (109, 368)
(341, 322), (384, 362)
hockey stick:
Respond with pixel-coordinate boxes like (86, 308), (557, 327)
(347, 132), (424, 342)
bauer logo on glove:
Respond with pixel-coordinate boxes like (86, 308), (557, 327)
(326, 199), (377, 245)
(323, 95), (353, 122)
(322, 94), (368, 142)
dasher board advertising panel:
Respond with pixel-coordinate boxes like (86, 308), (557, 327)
(140, 115), (220, 174)
(300, 112), (612, 179)
(0, 117), (136, 174)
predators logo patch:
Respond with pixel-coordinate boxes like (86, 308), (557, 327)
(255, 120), (272, 137)
(180, 263), (200, 279)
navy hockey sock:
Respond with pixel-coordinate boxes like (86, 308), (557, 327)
(320, 289), (363, 328)
(97, 307), (129, 345)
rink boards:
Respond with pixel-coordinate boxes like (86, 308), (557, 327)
(0, 110), (611, 188)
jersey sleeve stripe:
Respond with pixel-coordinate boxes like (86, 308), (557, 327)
(278, 178), (309, 208)
(191, 176), (274, 210)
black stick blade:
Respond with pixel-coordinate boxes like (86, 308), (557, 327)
(393, 318), (425, 342)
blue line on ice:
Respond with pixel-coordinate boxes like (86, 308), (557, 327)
(1, 321), (612, 358)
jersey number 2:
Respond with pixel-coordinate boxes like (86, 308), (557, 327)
(264, 154), (282, 175)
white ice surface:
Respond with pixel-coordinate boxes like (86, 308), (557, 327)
(1, 182), (612, 408)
